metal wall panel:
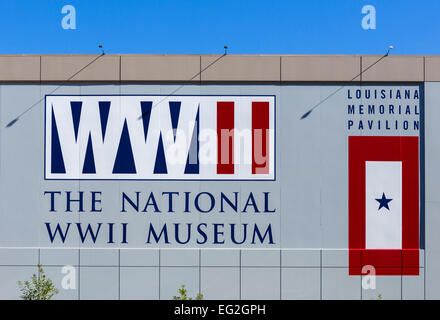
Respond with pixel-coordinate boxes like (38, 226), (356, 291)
(0, 83), (429, 299)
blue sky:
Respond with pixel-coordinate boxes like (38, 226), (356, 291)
(0, 0), (438, 55)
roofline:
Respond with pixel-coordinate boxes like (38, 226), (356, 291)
(0, 54), (438, 82)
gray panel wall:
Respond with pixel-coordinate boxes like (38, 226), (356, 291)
(0, 83), (431, 299)
(424, 82), (440, 299)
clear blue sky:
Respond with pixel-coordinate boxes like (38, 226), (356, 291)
(0, 0), (438, 55)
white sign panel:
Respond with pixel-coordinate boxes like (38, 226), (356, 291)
(45, 95), (275, 180)
(365, 161), (403, 249)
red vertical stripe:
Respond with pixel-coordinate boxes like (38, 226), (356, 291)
(348, 136), (365, 275)
(217, 102), (234, 174)
(252, 102), (270, 174)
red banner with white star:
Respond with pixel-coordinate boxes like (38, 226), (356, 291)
(348, 136), (419, 275)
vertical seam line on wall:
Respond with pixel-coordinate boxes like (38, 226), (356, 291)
(199, 249), (201, 295)
(38, 248), (41, 295)
(239, 249), (242, 300)
(78, 248), (80, 300)
(119, 55), (122, 82)
(279, 249), (282, 300)
(279, 56), (282, 83)
(360, 56), (363, 82)
(424, 252), (426, 299)
(423, 56), (426, 82)
(158, 248), (161, 300)
(199, 56), (202, 84)
(118, 248), (121, 300)
(320, 249), (322, 300)
(39, 55), (42, 82)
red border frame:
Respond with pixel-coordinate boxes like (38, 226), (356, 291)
(348, 136), (419, 276)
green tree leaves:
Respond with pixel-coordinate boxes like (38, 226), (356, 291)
(173, 285), (203, 300)
(18, 264), (59, 300)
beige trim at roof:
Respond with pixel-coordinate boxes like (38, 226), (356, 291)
(0, 54), (436, 82)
